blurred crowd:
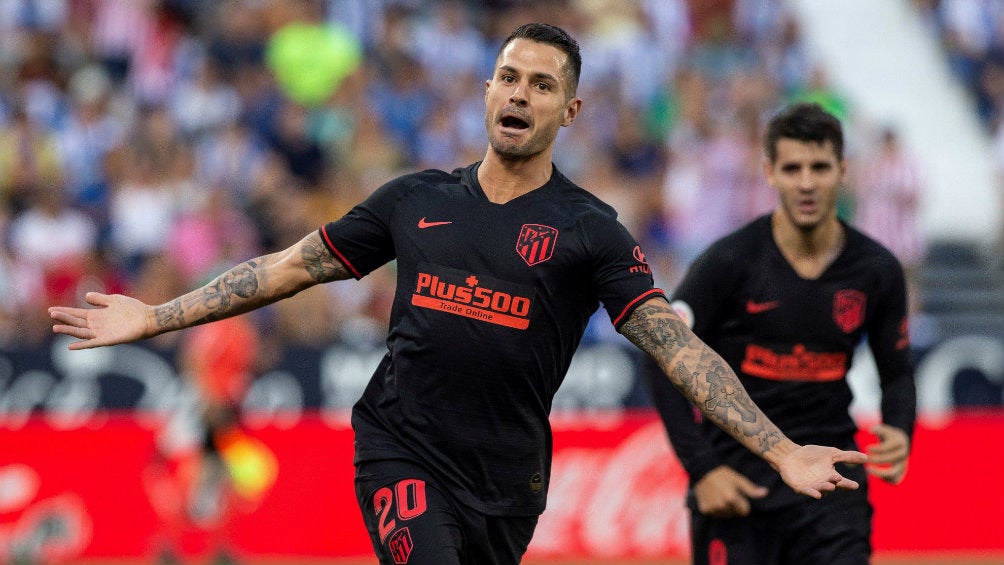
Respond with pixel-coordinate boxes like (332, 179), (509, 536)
(2, 0), (940, 353)
(921, 0), (1004, 131)
(918, 0), (1004, 250)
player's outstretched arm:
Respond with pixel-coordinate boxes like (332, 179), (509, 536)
(619, 297), (867, 499)
(50, 232), (352, 350)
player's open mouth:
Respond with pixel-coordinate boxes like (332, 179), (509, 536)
(500, 112), (530, 131)
(501, 116), (528, 129)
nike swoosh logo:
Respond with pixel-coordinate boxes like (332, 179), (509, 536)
(418, 217), (453, 229)
(745, 299), (780, 314)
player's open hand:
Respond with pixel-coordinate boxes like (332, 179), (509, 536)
(49, 292), (153, 350)
(866, 423), (910, 484)
(693, 465), (767, 517)
(777, 444), (868, 499)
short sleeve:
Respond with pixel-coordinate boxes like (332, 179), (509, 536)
(585, 214), (666, 328)
(318, 180), (404, 278)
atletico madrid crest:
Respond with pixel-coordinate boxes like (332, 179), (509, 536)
(389, 527), (413, 564)
(833, 289), (866, 333)
(516, 224), (558, 266)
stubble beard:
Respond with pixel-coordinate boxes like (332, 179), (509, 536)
(784, 202), (827, 234)
(485, 112), (559, 161)
(488, 132), (538, 160)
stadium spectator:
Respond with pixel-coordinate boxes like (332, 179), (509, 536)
(851, 127), (929, 280)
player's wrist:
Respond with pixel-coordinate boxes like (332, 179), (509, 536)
(145, 303), (167, 338)
(762, 438), (800, 470)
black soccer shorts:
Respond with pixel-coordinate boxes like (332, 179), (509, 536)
(354, 458), (538, 565)
(689, 470), (872, 565)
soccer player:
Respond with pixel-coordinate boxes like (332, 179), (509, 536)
(50, 25), (868, 565)
(645, 102), (916, 565)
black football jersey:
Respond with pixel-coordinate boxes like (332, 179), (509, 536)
(647, 215), (916, 509)
(320, 162), (663, 515)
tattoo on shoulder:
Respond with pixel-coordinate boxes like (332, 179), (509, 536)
(302, 236), (350, 282)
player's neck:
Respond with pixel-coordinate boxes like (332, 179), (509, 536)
(478, 150), (553, 204)
(771, 212), (845, 279)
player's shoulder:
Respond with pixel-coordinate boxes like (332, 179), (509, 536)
(549, 166), (620, 219)
(843, 222), (904, 271)
(368, 167), (465, 204)
(393, 167), (462, 191)
(703, 215), (773, 262)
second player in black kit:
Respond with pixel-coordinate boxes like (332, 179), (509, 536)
(49, 25), (871, 565)
(646, 103), (916, 565)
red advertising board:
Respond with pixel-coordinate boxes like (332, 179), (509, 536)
(1, 411), (1002, 562)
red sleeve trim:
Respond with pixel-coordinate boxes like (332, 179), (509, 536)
(318, 227), (363, 279)
(612, 288), (666, 327)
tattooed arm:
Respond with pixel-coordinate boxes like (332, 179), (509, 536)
(620, 297), (868, 498)
(49, 232), (351, 350)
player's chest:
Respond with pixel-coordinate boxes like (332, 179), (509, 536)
(393, 198), (585, 277)
(736, 263), (875, 339)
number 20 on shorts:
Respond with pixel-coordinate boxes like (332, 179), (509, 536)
(373, 478), (428, 543)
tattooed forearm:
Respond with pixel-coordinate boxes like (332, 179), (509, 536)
(145, 233), (333, 336)
(704, 363), (757, 423)
(154, 299), (184, 331)
(622, 298), (785, 457)
(672, 362), (699, 398)
(620, 301), (695, 363)
(677, 349), (784, 455)
(152, 259), (268, 331)
(695, 356), (784, 455)
(191, 261), (260, 324)
(301, 237), (350, 282)
(757, 425), (784, 454)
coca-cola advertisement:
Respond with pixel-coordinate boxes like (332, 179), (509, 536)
(2, 409), (1003, 563)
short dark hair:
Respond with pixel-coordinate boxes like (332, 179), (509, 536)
(764, 102), (844, 162)
(497, 23), (581, 97)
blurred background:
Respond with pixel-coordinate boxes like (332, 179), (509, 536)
(0, 0), (1002, 564)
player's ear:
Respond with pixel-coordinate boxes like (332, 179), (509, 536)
(762, 157), (776, 189)
(561, 97), (582, 127)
